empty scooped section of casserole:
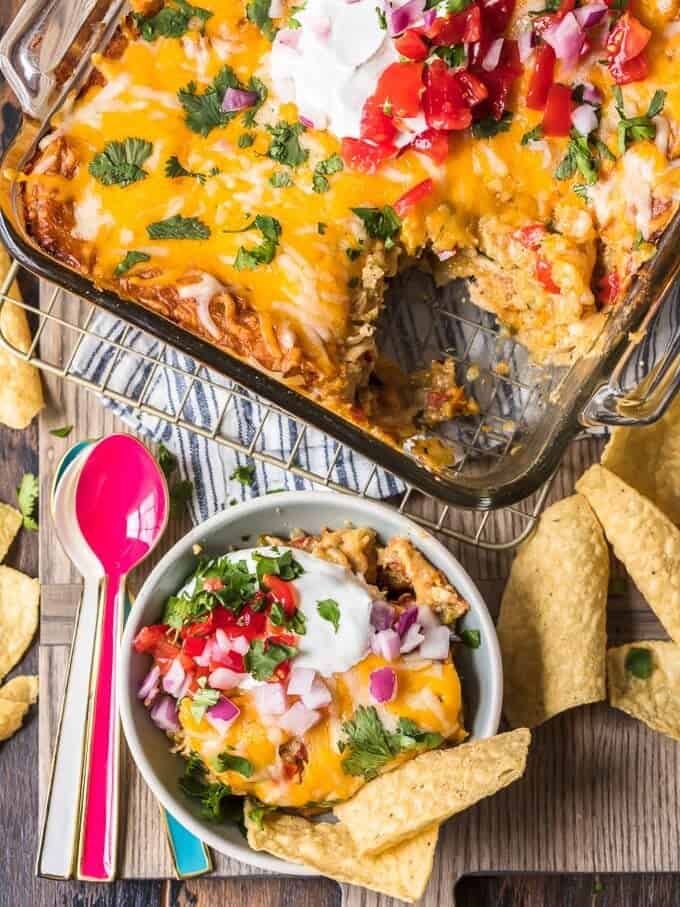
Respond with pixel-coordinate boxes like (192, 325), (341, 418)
(132, 530), (470, 811)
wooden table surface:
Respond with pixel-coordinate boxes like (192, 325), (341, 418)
(2, 2), (680, 903)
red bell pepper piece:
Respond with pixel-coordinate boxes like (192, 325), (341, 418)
(542, 83), (573, 136)
(411, 128), (450, 163)
(341, 137), (395, 173)
(526, 44), (556, 110)
(423, 60), (472, 131)
(394, 29), (430, 60)
(374, 62), (424, 118)
(394, 179), (434, 217)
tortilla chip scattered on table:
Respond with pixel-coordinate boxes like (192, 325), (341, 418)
(0, 244), (44, 429)
(576, 465), (680, 644)
(245, 806), (439, 902)
(602, 393), (680, 527)
(0, 673), (38, 741)
(0, 503), (22, 563)
(0, 565), (40, 682)
(497, 495), (609, 729)
(608, 642), (680, 741)
(333, 728), (530, 856)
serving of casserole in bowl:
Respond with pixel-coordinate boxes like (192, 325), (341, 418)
(118, 491), (503, 885)
(2, 0), (680, 508)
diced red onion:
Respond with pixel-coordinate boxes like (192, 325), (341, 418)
(162, 659), (186, 697)
(193, 636), (216, 668)
(417, 605), (438, 630)
(254, 682), (288, 715)
(543, 12), (585, 63)
(369, 667), (397, 703)
(571, 103), (598, 135)
(215, 628), (231, 653)
(301, 676), (332, 710)
(436, 249), (455, 262)
(177, 673), (192, 701)
(150, 695), (179, 732)
(138, 665), (160, 700)
(418, 626), (451, 660)
(299, 115), (315, 129)
(370, 600), (396, 631)
(269, 0), (284, 15)
(208, 667), (245, 690)
(389, 0), (426, 36)
(278, 701), (321, 735)
(230, 634), (250, 656)
(196, 299), (220, 339)
(400, 622), (425, 653)
(395, 605), (419, 638)
(573, 1), (608, 29)
(276, 28), (301, 50)
(579, 81), (602, 105)
(370, 628), (401, 661)
(287, 666), (316, 697)
(482, 37), (504, 71)
(518, 28), (535, 63)
(424, 7), (436, 27)
(222, 87), (259, 113)
(206, 697), (240, 733)
(309, 14), (331, 39)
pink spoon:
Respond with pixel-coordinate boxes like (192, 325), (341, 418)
(74, 434), (169, 881)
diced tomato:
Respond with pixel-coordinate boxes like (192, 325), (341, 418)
(427, 4), (482, 44)
(542, 83), (573, 136)
(374, 62), (424, 118)
(457, 71), (488, 106)
(341, 137), (395, 173)
(211, 648), (246, 672)
(360, 95), (398, 145)
(479, 0), (516, 35)
(202, 577), (224, 593)
(411, 128), (450, 163)
(133, 624), (169, 654)
(183, 636), (207, 657)
(211, 606), (239, 630)
(180, 615), (214, 638)
(235, 605), (267, 638)
(154, 640), (181, 666)
(515, 223), (546, 250)
(526, 44), (556, 111)
(423, 60), (472, 131)
(472, 41), (522, 120)
(271, 660), (292, 684)
(535, 257), (560, 293)
(394, 29), (429, 60)
(394, 179), (434, 217)
(269, 633), (297, 647)
(607, 12), (651, 84)
(262, 574), (297, 616)
(597, 271), (620, 306)
(609, 51), (649, 84)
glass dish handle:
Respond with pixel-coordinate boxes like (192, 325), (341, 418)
(0, 0), (126, 120)
(581, 321), (680, 428)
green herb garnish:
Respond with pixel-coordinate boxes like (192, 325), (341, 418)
(317, 598), (340, 633)
(376, 5), (388, 28)
(165, 155), (220, 184)
(239, 133), (255, 148)
(614, 87), (666, 154)
(252, 548), (304, 585)
(89, 138), (153, 187)
(312, 153), (344, 193)
(339, 707), (443, 779)
(17, 473), (38, 531)
(214, 752), (254, 777)
(521, 124), (544, 145)
(351, 205), (402, 250)
(247, 799), (276, 829)
(266, 120), (309, 168)
(178, 66), (243, 136)
(269, 601), (307, 634)
(133, 0), (212, 41)
(49, 425), (73, 438)
(471, 111), (513, 140)
(230, 464), (256, 486)
(246, 639), (298, 680)
(625, 647), (653, 679)
(554, 130), (609, 185)
(147, 214), (211, 240)
(434, 44), (467, 69)
(179, 753), (242, 822)
(246, 0), (277, 41)
(190, 686), (220, 721)
(460, 628), (481, 648)
(269, 171), (294, 188)
(114, 250), (151, 277)
(234, 215), (282, 270)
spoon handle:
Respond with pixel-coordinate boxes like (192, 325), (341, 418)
(36, 574), (101, 879)
(77, 572), (125, 881)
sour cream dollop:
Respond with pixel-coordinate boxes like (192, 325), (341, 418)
(268, 0), (398, 138)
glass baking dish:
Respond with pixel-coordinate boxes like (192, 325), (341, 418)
(2, 0), (680, 510)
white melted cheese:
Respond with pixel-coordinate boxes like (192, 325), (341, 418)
(268, 0), (399, 138)
(73, 189), (114, 241)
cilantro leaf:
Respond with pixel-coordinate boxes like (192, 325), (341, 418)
(49, 425), (73, 438)
(246, 0), (277, 40)
(270, 171), (294, 188)
(163, 592), (211, 629)
(521, 124), (544, 145)
(460, 628), (481, 648)
(394, 717), (444, 750)
(234, 214), (282, 270)
(614, 88), (666, 154)
(434, 44), (467, 68)
(555, 130), (606, 186)
(351, 206), (402, 250)
(231, 464), (256, 485)
(269, 600), (307, 634)
(89, 138), (153, 187)
(247, 800), (276, 829)
(179, 753), (242, 822)
(178, 66), (241, 136)
(266, 121), (308, 168)
(625, 647), (653, 679)
(165, 155), (219, 183)
(239, 133), (255, 148)
(317, 598), (340, 633)
(157, 443), (178, 480)
(170, 478), (194, 514)
(114, 250), (151, 277)
(214, 752), (254, 777)
(133, 0), (213, 41)
(17, 473), (38, 531)
(242, 76), (268, 128)
(312, 153), (343, 194)
(471, 111), (513, 139)
(246, 639), (297, 680)
(147, 214), (211, 239)
(190, 686), (220, 721)
(252, 548), (304, 585)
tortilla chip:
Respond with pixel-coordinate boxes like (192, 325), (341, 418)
(608, 642), (680, 741)
(245, 807), (438, 903)
(333, 728), (530, 856)
(0, 673), (38, 741)
(0, 566), (40, 681)
(0, 674), (38, 704)
(0, 245), (44, 429)
(602, 393), (680, 527)
(0, 503), (22, 563)
(576, 465), (680, 643)
(497, 495), (609, 728)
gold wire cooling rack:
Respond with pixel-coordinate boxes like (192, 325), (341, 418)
(0, 258), (556, 550)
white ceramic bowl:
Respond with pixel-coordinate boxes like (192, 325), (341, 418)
(119, 491), (502, 874)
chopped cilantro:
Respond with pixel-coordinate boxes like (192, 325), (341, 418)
(312, 153), (343, 193)
(614, 87), (666, 154)
(246, 0), (277, 41)
(157, 443), (178, 480)
(178, 66), (243, 136)
(231, 464), (256, 485)
(471, 111), (513, 140)
(346, 247), (362, 261)
(89, 138), (153, 187)
(555, 130), (608, 186)
(179, 753), (242, 822)
(269, 600), (307, 634)
(190, 686), (220, 722)
(460, 628), (481, 648)
(632, 230), (645, 250)
(247, 800), (276, 829)
(214, 752), (254, 777)
(246, 639), (298, 680)
(573, 183), (590, 201)
(164, 155), (219, 183)
(239, 133), (255, 148)
(234, 214), (282, 270)
(351, 205), (402, 250)
(287, 1), (307, 27)
(521, 124), (544, 145)
(434, 44), (467, 69)
(242, 77), (268, 127)
(317, 222), (327, 234)
(50, 425), (73, 438)
(133, 0), (212, 41)
(163, 554), (260, 627)
(266, 121), (308, 168)
(17, 473), (38, 531)
(270, 171), (294, 188)
(625, 647), (653, 679)
(147, 214), (211, 240)
(114, 250), (151, 277)
(317, 598), (340, 633)
(252, 548), (304, 585)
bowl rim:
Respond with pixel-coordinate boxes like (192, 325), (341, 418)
(118, 490), (503, 875)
